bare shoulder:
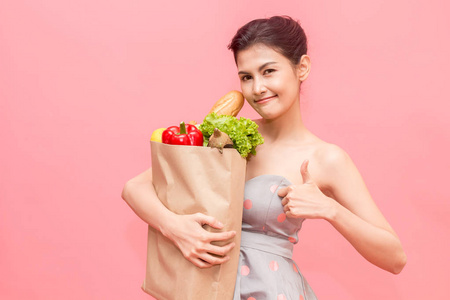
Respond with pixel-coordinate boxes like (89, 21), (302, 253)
(312, 141), (356, 194)
(312, 140), (378, 216)
(315, 142), (352, 169)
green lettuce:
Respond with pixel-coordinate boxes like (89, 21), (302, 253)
(199, 113), (264, 158)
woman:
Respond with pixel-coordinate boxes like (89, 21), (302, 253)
(122, 15), (407, 299)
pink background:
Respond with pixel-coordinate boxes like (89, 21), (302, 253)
(1, 0), (449, 299)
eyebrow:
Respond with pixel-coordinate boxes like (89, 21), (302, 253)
(238, 62), (278, 75)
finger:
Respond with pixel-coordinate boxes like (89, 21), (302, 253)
(286, 210), (294, 218)
(195, 213), (224, 229)
(204, 242), (236, 256)
(206, 230), (236, 242)
(192, 258), (213, 269)
(277, 186), (289, 197)
(281, 197), (289, 206)
(301, 159), (313, 184)
(283, 205), (290, 213)
(198, 252), (231, 266)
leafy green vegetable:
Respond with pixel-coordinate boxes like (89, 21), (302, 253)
(199, 113), (264, 158)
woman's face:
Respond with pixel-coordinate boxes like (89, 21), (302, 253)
(236, 43), (301, 120)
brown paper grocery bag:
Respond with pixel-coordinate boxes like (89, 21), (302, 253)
(142, 141), (246, 300)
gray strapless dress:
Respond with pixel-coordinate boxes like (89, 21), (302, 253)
(233, 174), (318, 300)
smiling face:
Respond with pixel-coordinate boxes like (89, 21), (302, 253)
(236, 43), (304, 120)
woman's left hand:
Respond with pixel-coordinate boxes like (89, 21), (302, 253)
(278, 159), (336, 220)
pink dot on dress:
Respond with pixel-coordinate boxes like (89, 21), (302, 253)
(243, 199), (252, 209)
(241, 265), (250, 276)
(277, 213), (286, 223)
(277, 294), (287, 300)
(269, 260), (279, 271)
(270, 184), (278, 193)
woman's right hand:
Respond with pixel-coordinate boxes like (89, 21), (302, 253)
(161, 212), (237, 269)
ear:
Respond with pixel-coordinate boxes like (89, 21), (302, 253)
(296, 54), (311, 82)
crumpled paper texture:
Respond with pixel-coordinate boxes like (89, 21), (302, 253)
(142, 141), (246, 300)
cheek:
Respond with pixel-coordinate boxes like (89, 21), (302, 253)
(240, 84), (253, 101)
(275, 76), (299, 96)
(272, 76), (289, 90)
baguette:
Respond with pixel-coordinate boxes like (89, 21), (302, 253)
(209, 90), (245, 117)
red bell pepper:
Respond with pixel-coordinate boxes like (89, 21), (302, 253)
(161, 121), (204, 146)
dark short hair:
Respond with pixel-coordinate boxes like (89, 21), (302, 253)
(227, 15), (308, 67)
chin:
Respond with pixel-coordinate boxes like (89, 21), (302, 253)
(256, 110), (282, 121)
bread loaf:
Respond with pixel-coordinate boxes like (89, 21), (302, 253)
(209, 90), (244, 117)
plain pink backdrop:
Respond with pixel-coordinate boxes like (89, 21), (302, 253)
(1, 0), (449, 299)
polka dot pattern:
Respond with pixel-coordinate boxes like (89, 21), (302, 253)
(277, 213), (286, 223)
(269, 260), (279, 271)
(270, 184), (279, 193)
(241, 265), (250, 276)
(277, 294), (287, 300)
(243, 199), (252, 209)
(238, 174), (316, 298)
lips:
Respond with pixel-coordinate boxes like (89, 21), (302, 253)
(255, 95), (277, 103)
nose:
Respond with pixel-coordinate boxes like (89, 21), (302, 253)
(252, 76), (267, 96)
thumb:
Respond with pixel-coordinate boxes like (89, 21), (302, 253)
(195, 213), (224, 229)
(301, 159), (313, 184)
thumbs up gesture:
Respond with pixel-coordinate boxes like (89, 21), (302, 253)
(277, 159), (334, 220)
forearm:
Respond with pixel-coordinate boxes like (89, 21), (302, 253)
(121, 169), (237, 268)
(326, 200), (407, 274)
(121, 169), (176, 236)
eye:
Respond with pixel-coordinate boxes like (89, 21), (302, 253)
(264, 69), (276, 75)
(241, 75), (252, 81)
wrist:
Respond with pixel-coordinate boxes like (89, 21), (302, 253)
(324, 196), (339, 222)
(158, 210), (179, 240)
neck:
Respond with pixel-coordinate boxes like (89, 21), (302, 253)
(260, 99), (310, 143)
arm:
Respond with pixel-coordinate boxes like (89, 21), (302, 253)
(278, 146), (407, 274)
(121, 168), (236, 268)
(321, 146), (407, 274)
